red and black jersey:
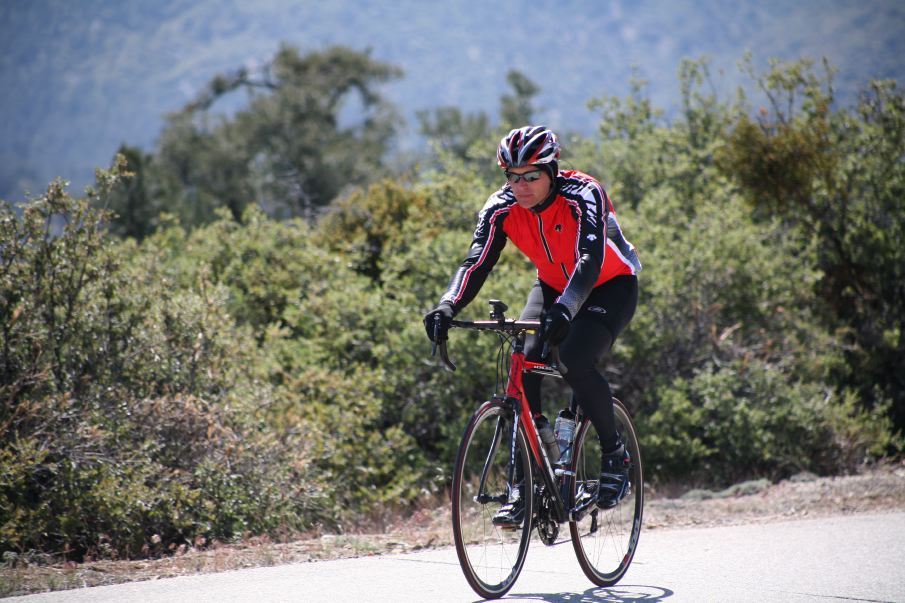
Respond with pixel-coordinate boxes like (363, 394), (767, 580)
(440, 170), (641, 318)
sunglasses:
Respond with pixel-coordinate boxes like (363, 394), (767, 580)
(505, 169), (544, 184)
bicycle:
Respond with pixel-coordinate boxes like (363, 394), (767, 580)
(432, 299), (643, 599)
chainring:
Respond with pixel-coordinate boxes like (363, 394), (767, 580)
(534, 486), (560, 545)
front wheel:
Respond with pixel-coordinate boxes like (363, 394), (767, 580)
(569, 398), (643, 586)
(451, 399), (534, 599)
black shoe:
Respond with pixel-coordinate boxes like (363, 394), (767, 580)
(492, 486), (525, 528)
(597, 443), (630, 509)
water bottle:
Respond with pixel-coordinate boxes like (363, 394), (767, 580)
(535, 415), (560, 463)
(554, 410), (576, 465)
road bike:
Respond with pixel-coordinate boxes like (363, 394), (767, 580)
(432, 299), (643, 599)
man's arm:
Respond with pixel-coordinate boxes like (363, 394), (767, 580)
(439, 198), (510, 314)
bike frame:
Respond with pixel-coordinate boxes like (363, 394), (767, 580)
(502, 336), (573, 525)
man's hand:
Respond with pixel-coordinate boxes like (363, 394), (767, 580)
(540, 303), (571, 345)
(423, 303), (454, 343)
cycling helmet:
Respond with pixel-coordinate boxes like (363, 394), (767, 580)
(497, 125), (561, 170)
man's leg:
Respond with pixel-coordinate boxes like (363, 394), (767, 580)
(560, 276), (639, 507)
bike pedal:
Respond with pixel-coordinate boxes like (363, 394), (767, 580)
(493, 521), (523, 531)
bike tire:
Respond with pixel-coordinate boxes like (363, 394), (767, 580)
(451, 399), (534, 599)
(568, 398), (643, 586)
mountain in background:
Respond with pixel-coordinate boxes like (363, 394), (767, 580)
(2, 0), (903, 202)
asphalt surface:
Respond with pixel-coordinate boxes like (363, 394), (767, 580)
(9, 512), (905, 602)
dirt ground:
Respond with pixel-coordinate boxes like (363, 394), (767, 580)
(3, 461), (904, 598)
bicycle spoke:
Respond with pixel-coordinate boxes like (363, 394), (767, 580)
(569, 400), (643, 586)
(452, 401), (533, 598)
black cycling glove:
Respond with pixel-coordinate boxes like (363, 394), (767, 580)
(424, 303), (454, 343)
(540, 303), (571, 345)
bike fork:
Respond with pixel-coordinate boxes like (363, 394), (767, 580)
(475, 413), (507, 505)
(506, 401), (521, 501)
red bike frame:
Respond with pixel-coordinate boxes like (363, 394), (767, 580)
(503, 338), (573, 524)
(508, 348), (560, 467)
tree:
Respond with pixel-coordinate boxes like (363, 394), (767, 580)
(718, 58), (905, 430)
(151, 45), (403, 226)
(569, 57), (898, 482)
(499, 69), (540, 129)
(98, 144), (159, 239)
(417, 70), (542, 184)
(417, 107), (491, 161)
(0, 165), (332, 559)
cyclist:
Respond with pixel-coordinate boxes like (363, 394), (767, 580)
(424, 125), (641, 525)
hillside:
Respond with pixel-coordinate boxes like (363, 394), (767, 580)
(2, 0), (904, 201)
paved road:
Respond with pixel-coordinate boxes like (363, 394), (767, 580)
(10, 512), (905, 602)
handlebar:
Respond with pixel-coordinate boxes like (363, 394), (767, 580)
(430, 306), (567, 375)
(435, 318), (541, 372)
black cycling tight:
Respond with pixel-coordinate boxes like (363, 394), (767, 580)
(520, 275), (638, 450)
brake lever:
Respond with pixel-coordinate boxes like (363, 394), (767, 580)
(438, 339), (456, 372)
(431, 313), (441, 357)
(430, 313), (456, 371)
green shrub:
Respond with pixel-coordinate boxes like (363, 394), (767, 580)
(3, 58), (902, 562)
(0, 174), (330, 559)
(640, 361), (897, 485)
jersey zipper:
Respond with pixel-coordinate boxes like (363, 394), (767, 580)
(536, 215), (555, 264)
(538, 214), (572, 282)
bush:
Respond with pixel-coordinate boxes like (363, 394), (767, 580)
(0, 173), (330, 559)
(641, 361), (896, 485)
(139, 200), (438, 518)
(3, 58), (902, 562)
(571, 59), (899, 485)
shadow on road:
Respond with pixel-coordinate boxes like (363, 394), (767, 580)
(483, 584), (674, 602)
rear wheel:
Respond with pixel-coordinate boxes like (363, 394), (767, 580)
(569, 398), (643, 586)
(451, 399), (534, 599)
